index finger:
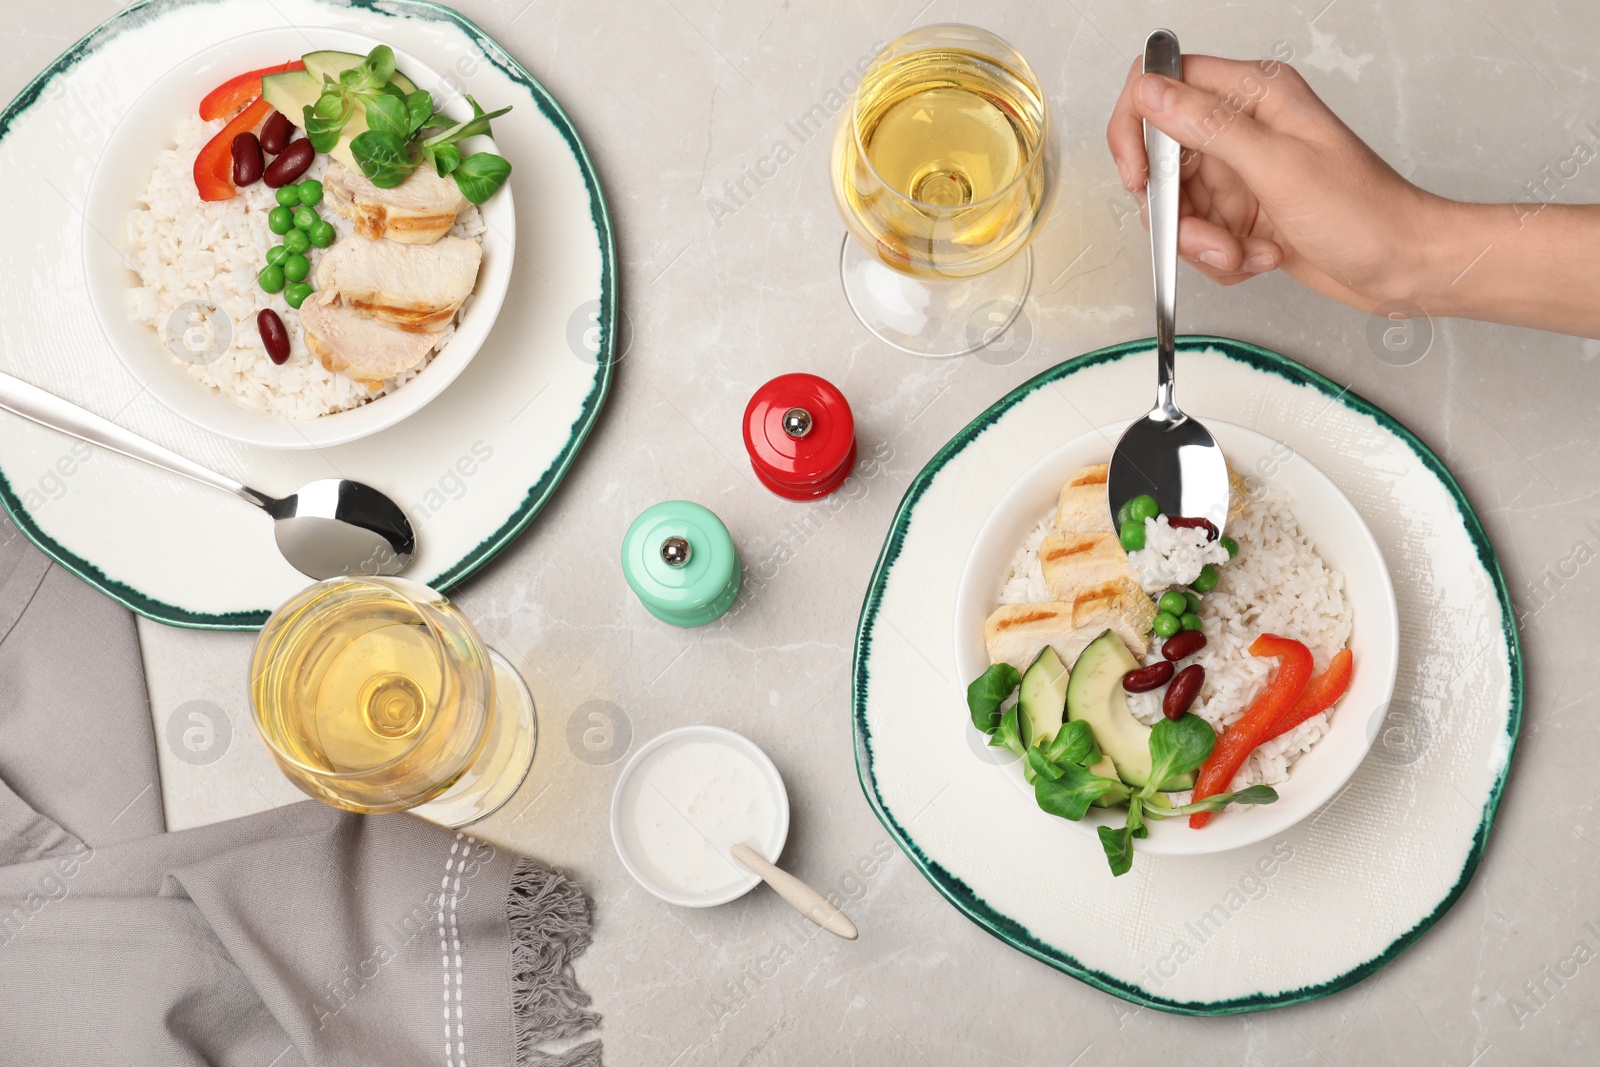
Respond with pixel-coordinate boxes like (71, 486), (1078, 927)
(1106, 56), (1147, 191)
(1106, 53), (1300, 191)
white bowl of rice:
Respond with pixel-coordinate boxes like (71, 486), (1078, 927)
(953, 420), (1398, 856)
(81, 28), (515, 449)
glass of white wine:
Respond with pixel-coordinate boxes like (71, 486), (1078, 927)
(250, 576), (536, 827)
(831, 25), (1057, 357)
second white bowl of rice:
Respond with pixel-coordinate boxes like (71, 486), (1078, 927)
(81, 28), (515, 449)
(953, 420), (1398, 856)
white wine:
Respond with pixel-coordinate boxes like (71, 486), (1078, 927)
(833, 41), (1052, 278)
(251, 577), (494, 814)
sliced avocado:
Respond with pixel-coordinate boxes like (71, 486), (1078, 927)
(262, 68), (367, 168)
(302, 50), (419, 94)
(1017, 646), (1069, 751)
(264, 54), (421, 170)
(1066, 630), (1195, 792)
(260, 68), (320, 124)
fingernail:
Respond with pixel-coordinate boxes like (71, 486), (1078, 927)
(1138, 75), (1174, 113)
(1243, 254), (1275, 272)
(1198, 251), (1229, 268)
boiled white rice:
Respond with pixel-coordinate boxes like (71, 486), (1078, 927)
(124, 115), (485, 420)
(1128, 515), (1229, 590)
(996, 472), (1352, 794)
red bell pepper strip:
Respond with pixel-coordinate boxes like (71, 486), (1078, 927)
(198, 60), (304, 121)
(1190, 635), (1313, 828)
(194, 96), (273, 201)
(1263, 649), (1353, 743)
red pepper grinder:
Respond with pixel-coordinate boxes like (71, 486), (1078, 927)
(743, 373), (856, 500)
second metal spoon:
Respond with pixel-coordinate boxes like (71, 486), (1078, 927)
(0, 371), (414, 579)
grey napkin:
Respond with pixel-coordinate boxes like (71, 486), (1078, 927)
(0, 516), (602, 1066)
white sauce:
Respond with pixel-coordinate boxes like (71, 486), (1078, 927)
(618, 738), (782, 899)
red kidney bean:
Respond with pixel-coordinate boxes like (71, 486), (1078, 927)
(1161, 630), (1208, 661)
(1167, 516), (1219, 540)
(263, 138), (314, 187)
(1122, 660), (1175, 694)
(231, 131), (264, 186)
(259, 110), (293, 155)
(1163, 664), (1205, 719)
(257, 309), (289, 365)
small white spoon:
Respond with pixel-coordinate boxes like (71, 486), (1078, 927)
(731, 843), (858, 940)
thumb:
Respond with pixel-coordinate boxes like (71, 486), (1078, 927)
(1134, 73), (1277, 175)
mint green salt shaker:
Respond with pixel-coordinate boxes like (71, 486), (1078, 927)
(621, 501), (740, 626)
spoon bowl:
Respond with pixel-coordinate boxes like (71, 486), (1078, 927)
(0, 372), (414, 579)
(1107, 29), (1231, 534)
(1109, 412), (1231, 530)
(268, 479), (415, 579)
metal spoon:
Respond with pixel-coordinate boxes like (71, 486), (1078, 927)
(1108, 28), (1231, 535)
(0, 371), (414, 579)
(730, 842), (858, 940)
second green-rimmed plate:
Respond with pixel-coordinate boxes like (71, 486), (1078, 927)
(0, 0), (614, 628)
(853, 336), (1521, 1015)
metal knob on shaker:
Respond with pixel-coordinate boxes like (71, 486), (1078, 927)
(742, 373), (856, 501)
(621, 501), (740, 627)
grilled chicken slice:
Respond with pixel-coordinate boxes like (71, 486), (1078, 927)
(1070, 579), (1155, 658)
(984, 603), (1083, 673)
(324, 161), (467, 244)
(299, 296), (441, 387)
(1055, 463), (1114, 536)
(1039, 530), (1143, 604)
(982, 582), (1154, 673)
(315, 236), (482, 332)
(1044, 463), (1157, 609)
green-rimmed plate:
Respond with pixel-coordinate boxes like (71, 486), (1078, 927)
(0, 0), (614, 628)
(852, 336), (1521, 1015)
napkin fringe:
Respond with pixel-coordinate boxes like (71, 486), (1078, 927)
(508, 858), (603, 1066)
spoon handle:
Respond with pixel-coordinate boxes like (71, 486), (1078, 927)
(0, 371), (270, 509)
(730, 842), (858, 941)
(1143, 29), (1183, 418)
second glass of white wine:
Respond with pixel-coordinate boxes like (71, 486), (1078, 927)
(250, 576), (536, 827)
(831, 24), (1057, 357)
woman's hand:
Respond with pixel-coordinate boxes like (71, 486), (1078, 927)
(1105, 54), (1447, 312)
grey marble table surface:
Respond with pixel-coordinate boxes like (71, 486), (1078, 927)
(10, 0), (1600, 1063)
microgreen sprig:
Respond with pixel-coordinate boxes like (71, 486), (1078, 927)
(303, 45), (514, 205)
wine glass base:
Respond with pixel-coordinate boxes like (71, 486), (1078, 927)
(838, 234), (1032, 358)
(411, 648), (537, 828)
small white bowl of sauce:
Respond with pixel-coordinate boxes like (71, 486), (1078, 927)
(610, 725), (790, 908)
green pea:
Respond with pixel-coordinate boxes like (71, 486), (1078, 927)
(282, 253), (310, 283)
(1157, 591), (1188, 616)
(284, 282), (314, 309)
(283, 228), (311, 254)
(308, 220), (336, 248)
(258, 264), (285, 293)
(264, 244), (289, 266)
(1184, 591), (1203, 615)
(1128, 494), (1160, 523)
(1180, 612), (1203, 633)
(297, 179), (324, 206)
(1152, 612), (1181, 638)
(1192, 563), (1219, 593)
(1220, 535), (1239, 559)
(293, 206), (319, 231)
(1116, 499), (1135, 528)
(267, 206), (294, 235)
(1119, 520), (1146, 552)
(275, 185), (301, 207)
